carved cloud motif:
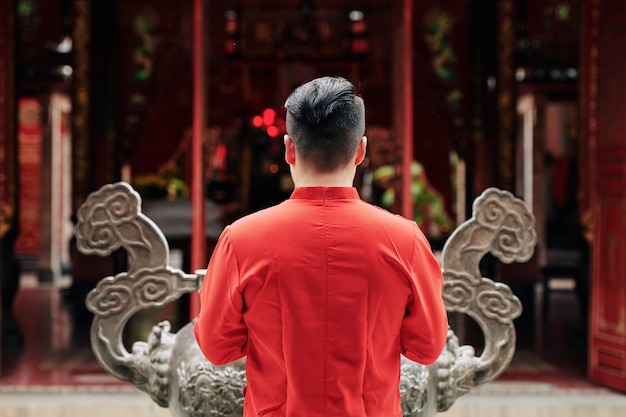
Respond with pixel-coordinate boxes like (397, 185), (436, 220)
(76, 183), (148, 256)
(475, 280), (523, 324)
(473, 189), (536, 263)
(442, 271), (476, 311)
(86, 275), (133, 317)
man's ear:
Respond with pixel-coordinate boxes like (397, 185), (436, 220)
(354, 136), (367, 165)
(284, 134), (296, 165)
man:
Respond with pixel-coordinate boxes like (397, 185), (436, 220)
(194, 76), (448, 417)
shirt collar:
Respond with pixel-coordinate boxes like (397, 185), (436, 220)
(290, 187), (360, 200)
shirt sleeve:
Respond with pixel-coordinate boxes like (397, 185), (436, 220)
(194, 226), (248, 365)
(400, 224), (448, 365)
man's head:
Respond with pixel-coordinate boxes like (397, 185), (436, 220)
(284, 76), (365, 173)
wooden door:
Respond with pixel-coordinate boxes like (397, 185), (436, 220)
(582, 0), (626, 392)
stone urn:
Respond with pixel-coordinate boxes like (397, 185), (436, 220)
(75, 183), (536, 417)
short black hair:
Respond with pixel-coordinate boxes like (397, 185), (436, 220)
(284, 76), (365, 172)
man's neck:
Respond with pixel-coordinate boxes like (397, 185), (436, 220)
(292, 165), (356, 188)
(295, 179), (354, 188)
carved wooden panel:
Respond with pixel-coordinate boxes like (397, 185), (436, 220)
(239, 8), (348, 60)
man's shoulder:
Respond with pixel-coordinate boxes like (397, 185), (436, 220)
(359, 200), (417, 227)
(228, 198), (418, 236)
(229, 202), (289, 231)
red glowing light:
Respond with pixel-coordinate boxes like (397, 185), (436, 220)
(252, 115), (263, 128)
(266, 125), (279, 137)
(262, 108), (276, 126)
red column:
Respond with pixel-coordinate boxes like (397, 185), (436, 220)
(0, 0), (16, 376)
(495, 0), (516, 191)
(0, 0), (16, 226)
(190, 0), (206, 318)
(392, 0), (414, 220)
(71, 0), (92, 211)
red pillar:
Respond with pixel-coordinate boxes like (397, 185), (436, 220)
(190, 0), (206, 318)
(0, 0), (16, 376)
(393, 0), (414, 220)
(495, 0), (516, 191)
(0, 0), (15, 221)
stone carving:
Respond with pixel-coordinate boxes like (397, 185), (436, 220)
(75, 183), (536, 416)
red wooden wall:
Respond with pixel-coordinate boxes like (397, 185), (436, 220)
(584, 0), (626, 392)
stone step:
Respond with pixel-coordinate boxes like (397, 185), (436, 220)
(0, 392), (170, 417)
(446, 381), (626, 417)
(0, 382), (624, 417)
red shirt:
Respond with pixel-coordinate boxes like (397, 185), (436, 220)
(194, 187), (448, 417)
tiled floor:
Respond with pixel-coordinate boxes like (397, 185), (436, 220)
(0, 278), (134, 392)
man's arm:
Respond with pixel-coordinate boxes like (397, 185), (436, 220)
(194, 226), (248, 365)
(400, 224), (448, 365)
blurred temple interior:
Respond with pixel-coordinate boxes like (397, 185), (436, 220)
(0, 0), (625, 395)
